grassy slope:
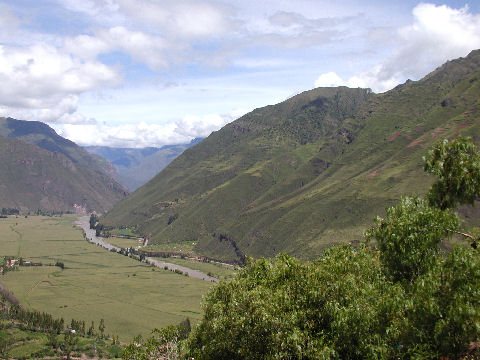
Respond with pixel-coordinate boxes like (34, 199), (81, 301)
(103, 50), (480, 261)
(0, 215), (212, 340)
(0, 136), (125, 212)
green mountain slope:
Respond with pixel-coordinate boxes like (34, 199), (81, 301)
(0, 121), (127, 212)
(102, 50), (480, 261)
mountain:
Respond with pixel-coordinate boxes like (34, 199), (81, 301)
(0, 118), (127, 212)
(0, 117), (119, 180)
(102, 50), (480, 262)
(84, 138), (203, 190)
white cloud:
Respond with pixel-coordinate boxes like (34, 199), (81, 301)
(175, 114), (229, 138)
(333, 3), (480, 92)
(0, 43), (120, 123)
(65, 27), (171, 71)
(314, 71), (366, 88)
(54, 108), (246, 147)
(116, 0), (234, 39)
(0, 43), (120, 109)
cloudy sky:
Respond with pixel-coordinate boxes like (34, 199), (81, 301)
(1, 0), (479, 147)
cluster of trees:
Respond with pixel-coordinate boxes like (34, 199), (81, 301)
(1, 207), (19, 215)
(8, 305), (64, 334)
(1, 301), (117, 359)
(124, 137), (480, 359)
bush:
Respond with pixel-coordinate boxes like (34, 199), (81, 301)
(365, 196), (458, 283)
(185, 249), (405, 359)
(399, 246), (480, 358)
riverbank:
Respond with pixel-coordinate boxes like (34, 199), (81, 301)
(75, 216), (219, 283)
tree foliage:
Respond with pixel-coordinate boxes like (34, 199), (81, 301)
(122, 326), (181, 360)
(365, 196), (458, 283)
(424, 136), (480, 210)
(400, 246), (480, 358)
(186, 249), (407, 359)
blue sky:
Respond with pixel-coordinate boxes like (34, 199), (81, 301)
(0, 0), (479, 147)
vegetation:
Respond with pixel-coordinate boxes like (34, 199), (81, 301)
(102, 50), (480, 262)
(0, 296), (123, 359)
(124, 136), (480, 359)
(0, 215), (213, 340)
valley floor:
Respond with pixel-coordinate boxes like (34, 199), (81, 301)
(0, 215), (213, 341)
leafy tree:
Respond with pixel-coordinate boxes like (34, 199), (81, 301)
(89, 213), (98, 229)
(399, 246), (480, 358)
(424, 136), (480, 210)
(99, 318), (105, 338)
(47, 332), (59, 349)
(62, 331), (78, 360)
(178, 318), (191, 340)
(87, 321), (95, 337)
(186, 250), (405, 360)
(365, 196), (458, 283)
(123, 326), (180, 360)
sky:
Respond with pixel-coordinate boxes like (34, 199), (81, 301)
(0, 1), (479, 148)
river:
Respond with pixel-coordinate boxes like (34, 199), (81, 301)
(75, 216), (219, 283)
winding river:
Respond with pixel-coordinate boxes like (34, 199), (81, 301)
(75, 216), (219, 283)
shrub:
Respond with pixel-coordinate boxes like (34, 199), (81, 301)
(185, 249), (405, 359)
(365, 196), (458, 283)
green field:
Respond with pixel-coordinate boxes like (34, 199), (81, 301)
(0, 215), (213, 341)
(162, 258), (238, 281)
(106, 236), (141, 249)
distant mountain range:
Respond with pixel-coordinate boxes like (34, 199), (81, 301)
(84, 138), (203, 191)
(0, 117), (127, 213)
(102, 50), (480, 262)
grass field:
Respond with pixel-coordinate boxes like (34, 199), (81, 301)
(161, 258), (238, 281)
(106, 236), (141, 249)
(0, 215), (213, 341)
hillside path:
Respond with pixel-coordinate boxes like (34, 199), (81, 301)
(75, 216), (219, 283)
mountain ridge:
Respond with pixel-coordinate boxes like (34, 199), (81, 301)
(0, 118), (127, 212)
(102, 50), (480, 261)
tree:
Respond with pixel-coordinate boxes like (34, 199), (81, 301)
(62, 331), (78, 360)
(178, 318), (191, 340)
(399, 246), (480, 358)
(87, 321), (95, 337)
(424, 136), (480, 210)
(185, 250), (405, 360)
(123, 326), (181, 360)
(47, 332), (59, 349)
(89, 213), (98, 229)
(365, 196), (458, 283)
(98, 318), (105, 338)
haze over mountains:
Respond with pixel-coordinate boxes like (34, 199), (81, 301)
(84, 138), (203, 191)
(102, 50), (480, 262)
(0, 117), (126, 212)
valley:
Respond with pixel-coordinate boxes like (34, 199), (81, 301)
(0, 215), (216, 340)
